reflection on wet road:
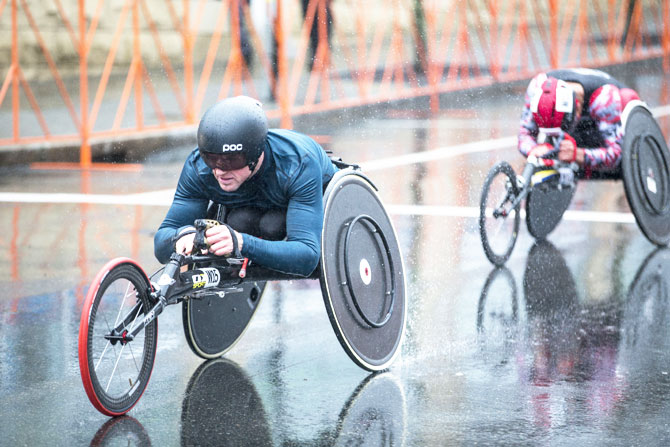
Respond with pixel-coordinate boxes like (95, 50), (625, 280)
(1, 63), (670, 445)
(180, 359), (405, 446)
(474, 244), (670, 444)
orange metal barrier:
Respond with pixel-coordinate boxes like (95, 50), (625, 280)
(0, 0), (668, 165)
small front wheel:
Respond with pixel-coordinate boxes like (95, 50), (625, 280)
(78, 259), (158, 416)
(479, 162), (521, 266)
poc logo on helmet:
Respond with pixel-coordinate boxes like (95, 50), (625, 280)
(221, 143), (243, 152)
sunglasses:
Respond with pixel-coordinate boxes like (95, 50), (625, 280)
(200, 151), (249, 171)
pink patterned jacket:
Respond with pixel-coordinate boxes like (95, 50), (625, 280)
(518, 71), (627, 170)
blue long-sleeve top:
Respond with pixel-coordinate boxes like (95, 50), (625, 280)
(154, 129), (337, 276)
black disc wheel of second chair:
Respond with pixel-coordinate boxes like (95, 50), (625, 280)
(621, 102), (670, 246)
(525, 176), (575, 241)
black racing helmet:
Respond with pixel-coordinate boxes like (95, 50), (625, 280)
(197, 96), (268, 171)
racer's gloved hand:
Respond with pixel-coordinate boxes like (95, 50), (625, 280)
(175, 226), (197, 256)
(205, 225), (244, 258)
(528, 143), (552, 159)
(557, 133), (580, 163)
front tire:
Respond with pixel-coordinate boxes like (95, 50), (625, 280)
(78, 259), (157, 416)
(479, 162), (521, 266)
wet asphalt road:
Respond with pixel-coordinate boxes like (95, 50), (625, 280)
(2, 62), (670, 445)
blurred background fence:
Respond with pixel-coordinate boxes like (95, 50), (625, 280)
(1, 0), (668, 165)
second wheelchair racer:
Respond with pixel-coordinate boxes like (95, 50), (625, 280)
(518, 68), (641, 177)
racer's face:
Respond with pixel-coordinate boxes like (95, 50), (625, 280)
(211, 152), (263, 192)
(212, 166), (252, 192)
(566, 82), (584, 121)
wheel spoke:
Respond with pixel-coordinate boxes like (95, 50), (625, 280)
(105, 343), (128, 393)
(94, 340), (113, 372)
(490, 215), (508, 239)
(487, 201), (514, 241)
(113, 282), (134, 326)
(125, 303), (146, 374)
(99, 297), (144, 393)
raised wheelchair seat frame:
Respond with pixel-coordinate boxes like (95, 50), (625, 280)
(479, 101), (670, 266)
(77, 167), (407, 416)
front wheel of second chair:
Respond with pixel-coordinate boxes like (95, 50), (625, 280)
(479, 162), (521, 266)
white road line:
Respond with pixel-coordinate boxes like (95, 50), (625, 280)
(359, 136), (517, 172)
(0, 190), (174, 206)
(562, 209), (636, 223)
(386, 204), (637, 224)
(386, 204), (480, 218)
(653, 104), (670, 117)
(0, 193), (637, 224)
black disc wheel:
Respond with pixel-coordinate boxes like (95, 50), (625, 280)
(319, 170), (406, 371)
(525, 175), (575, 240)
(182, 280), (266, 359)
(479, 162), (521, 266)
(78, 259), (157, 416)
(622, 103), (670, 246)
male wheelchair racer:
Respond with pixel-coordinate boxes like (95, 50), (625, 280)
(479, 101), (670, 266)
(78, 163), (407, 417)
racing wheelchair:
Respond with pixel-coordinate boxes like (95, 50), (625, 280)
(479, 101), (670, 266)
(77, 165), (407, 416)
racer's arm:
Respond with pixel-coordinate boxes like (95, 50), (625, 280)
(240, 159), (325, 277)
(518, 104), (540, 157)
(518, 73), (552, 157)
(580, 84), (624, 169)
(154, 161), (209, 264)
